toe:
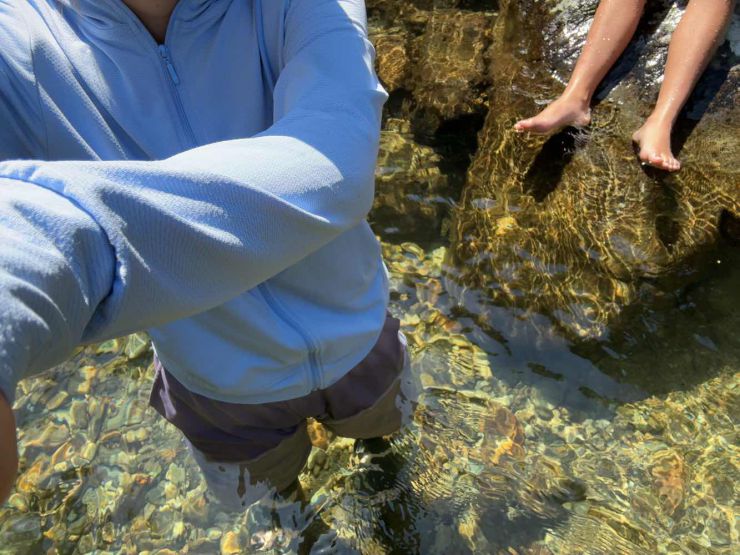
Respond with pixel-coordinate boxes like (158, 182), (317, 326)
(647, 153), (670, 171)
(514, 119), (531, 133)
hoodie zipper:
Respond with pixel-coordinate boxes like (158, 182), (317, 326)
(258, 283), (323, 391)
(109, 0), (198, 148)
(157, 44), (197, 147)
(113, 3), (320, 388)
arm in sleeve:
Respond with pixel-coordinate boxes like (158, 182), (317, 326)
(0, 62), (46, 161)
(0, 4), (47, 161)
(0, 0), (387, 403)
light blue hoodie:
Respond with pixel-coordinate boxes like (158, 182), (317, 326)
(0, 0), (389, 405)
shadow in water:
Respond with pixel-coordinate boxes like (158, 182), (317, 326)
(719, 210), (740, 246)
(439, 235), (740, 418)
(522, 127), (583, 202)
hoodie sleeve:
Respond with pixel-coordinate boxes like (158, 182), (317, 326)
(0, 2), (47, 161)
(0, 0), (387, 404)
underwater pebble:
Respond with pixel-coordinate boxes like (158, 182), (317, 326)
(420, 373), (436, 388)
(562, 425), (581, 443)
(46, 391), (69, 411)
(220, 531), (242, 554)
(463, 512), (492, 552)
(77, 533), (95, 553)
(402, 314), (421, 327)
(307, 419), (331, 450)
(7, 493), (28, 512)
(307, 448), (327, 473)
(515, 408), (536, 422)
(123, 428), (149, 444)
(164, 482), (178, 501)
(534, 405), (554, 421)
(124, 333), (150, 360)
(96, 339), (120, 355)
(171, 520), (186, 539)
(101, 521), (115, 543)
(43, 523), (66, 543)
(474, 380), (490, 392)
(165, 464), (186, 485)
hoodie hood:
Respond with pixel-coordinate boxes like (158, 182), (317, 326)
(62, 0), (230, 34)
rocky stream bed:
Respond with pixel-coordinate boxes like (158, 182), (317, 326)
(1, 0), (738, 553)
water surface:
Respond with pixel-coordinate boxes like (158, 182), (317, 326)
(1, 2), (738, 553)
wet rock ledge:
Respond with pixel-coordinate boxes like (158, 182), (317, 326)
(368, 0), (739, 339)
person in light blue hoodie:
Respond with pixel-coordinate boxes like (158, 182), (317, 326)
(0, 0), (409, 511)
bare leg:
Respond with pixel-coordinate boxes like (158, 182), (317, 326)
(515, 0), (647, 134)
(633, 0), (736, 171)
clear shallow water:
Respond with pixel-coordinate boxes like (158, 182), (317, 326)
(0, 234), (737, 554)
(2, 2), (739, 552)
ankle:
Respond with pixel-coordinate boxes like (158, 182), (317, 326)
(644, 110), (675, 131)
(561, 85), (592, 108)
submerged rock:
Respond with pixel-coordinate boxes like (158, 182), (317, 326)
(407, 9), (494, 133)
(369, 6), (495, 237)
(1, 3), (737, 554)
(372, 122), (453, 238)
(448, 0), (739, 341)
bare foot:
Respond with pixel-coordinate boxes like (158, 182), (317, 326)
(632, 117), (680, 172)
(514, 94), (592, 134)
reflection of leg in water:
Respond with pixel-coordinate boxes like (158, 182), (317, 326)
(323, 350), (409, 495)
(352, 433), (421, 552)
(632, 0), (736, 171)
(515, 0), (646, 135)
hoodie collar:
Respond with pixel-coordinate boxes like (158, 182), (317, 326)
(69, 0), (223, 29)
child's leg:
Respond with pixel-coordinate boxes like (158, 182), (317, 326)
(320, 327), (412, 442)
(149, 362), (313, 512)
(515, 0), (646, 134)
(633, 0), (736, 171)
(149, 313), (409, 512)
(186, 429), (311, 512)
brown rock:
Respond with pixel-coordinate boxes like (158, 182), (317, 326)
(220, 531), (241, 555)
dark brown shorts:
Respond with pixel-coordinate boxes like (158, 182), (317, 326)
(149, 315), (408, 492)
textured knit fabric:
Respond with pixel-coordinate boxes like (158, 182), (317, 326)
(0, 0), (388, 404)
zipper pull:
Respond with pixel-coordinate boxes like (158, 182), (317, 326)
(158, 44), (181, 85)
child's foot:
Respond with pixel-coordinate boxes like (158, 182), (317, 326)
(632, 118), (680, 172)
(514, 94), (592, 134)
